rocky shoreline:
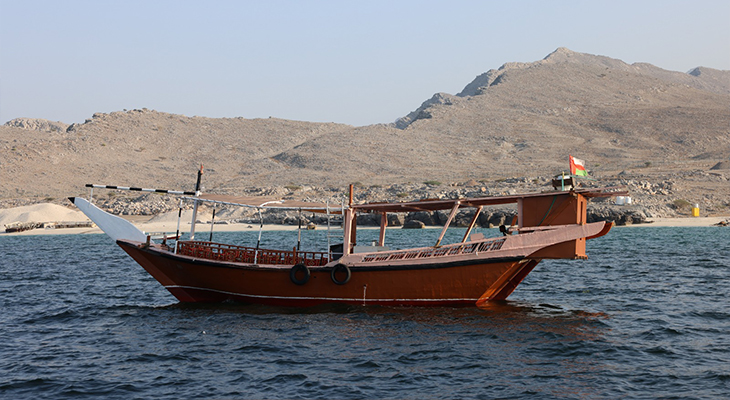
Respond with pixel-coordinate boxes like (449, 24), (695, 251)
(2, 169), (727, 228)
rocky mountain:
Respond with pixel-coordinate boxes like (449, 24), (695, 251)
(1, 48), (728, 217)
(4, 118), (69, 133)
(268, 48), (729, 184)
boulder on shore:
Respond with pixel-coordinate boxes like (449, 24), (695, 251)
(402, 220), (426, 229)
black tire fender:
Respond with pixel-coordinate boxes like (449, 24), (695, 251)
(290, 263), (310, 285)
(330, 263), (351, 285)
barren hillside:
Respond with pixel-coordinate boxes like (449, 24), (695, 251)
(1, 112), (349, 198)
(264, 48), (729, 184)
(1, 48), (728, 215)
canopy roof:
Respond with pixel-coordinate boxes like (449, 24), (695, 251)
(182, 194), (344, 214)
(351, 187), (627, 213)
(181, 187), (626, 215)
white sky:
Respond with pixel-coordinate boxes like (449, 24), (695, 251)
(1, 0), (729, 126)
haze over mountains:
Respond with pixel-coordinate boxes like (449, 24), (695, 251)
(2, 48), (729, 201)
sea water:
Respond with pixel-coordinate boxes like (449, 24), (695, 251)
(0, 227), (728, 399)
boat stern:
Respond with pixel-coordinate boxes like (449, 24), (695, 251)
(518, 192), (612, 259)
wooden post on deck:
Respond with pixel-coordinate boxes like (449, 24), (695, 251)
(348, 184), (357, 251)
(435, 201), (460, 247)
(343, 208), (354, 256)
(462, 206), (483, 243)
(378, 212), (388, 246)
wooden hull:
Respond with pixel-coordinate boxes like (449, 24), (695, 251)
(116, 221), (611, 307)
(117, 240), (541, 307)
(71, 186), (622, 308)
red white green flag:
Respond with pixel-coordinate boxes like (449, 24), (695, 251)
(569, 155), (588, 177)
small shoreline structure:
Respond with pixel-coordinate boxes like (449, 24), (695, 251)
(4, 221), (95, 233)
(0, 202), (96, 233)
(4, 222), (42, 233)
(69, 167), (630, 307)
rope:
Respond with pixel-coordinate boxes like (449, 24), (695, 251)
(537, 195), (558, 227)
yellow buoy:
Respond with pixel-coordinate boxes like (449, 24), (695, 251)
(691, 204), (700, 217)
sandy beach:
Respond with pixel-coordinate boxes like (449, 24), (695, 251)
(625, 216), (729, 228)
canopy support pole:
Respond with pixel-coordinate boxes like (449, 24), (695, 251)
(174, 200), (183, 254)
(462, 206), (483, 243)
(326, 202), (331, 258)
(435, 201), (460, 247)
(255, 208), (263, 264)
(297, 208), (302, 251)
(348, 184), (356, 249)
(208, 208), (216, 242)
(190, 199), (199, 240)
(378, 212), (387, 246)
(343, 208), (354, 256)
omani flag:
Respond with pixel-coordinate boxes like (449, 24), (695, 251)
(569, 155), (588, 177)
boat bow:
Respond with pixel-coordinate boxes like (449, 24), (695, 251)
(69, 197), (148, 242)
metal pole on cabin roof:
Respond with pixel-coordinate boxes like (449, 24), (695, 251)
(195, 165), (203, 193)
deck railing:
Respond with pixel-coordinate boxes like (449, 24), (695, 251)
(359, 237), (506, 263)
(176, 240), (330, 266)
(176, 237), (505, 266)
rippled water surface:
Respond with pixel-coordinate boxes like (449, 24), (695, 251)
(1, 227), (729, 399)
